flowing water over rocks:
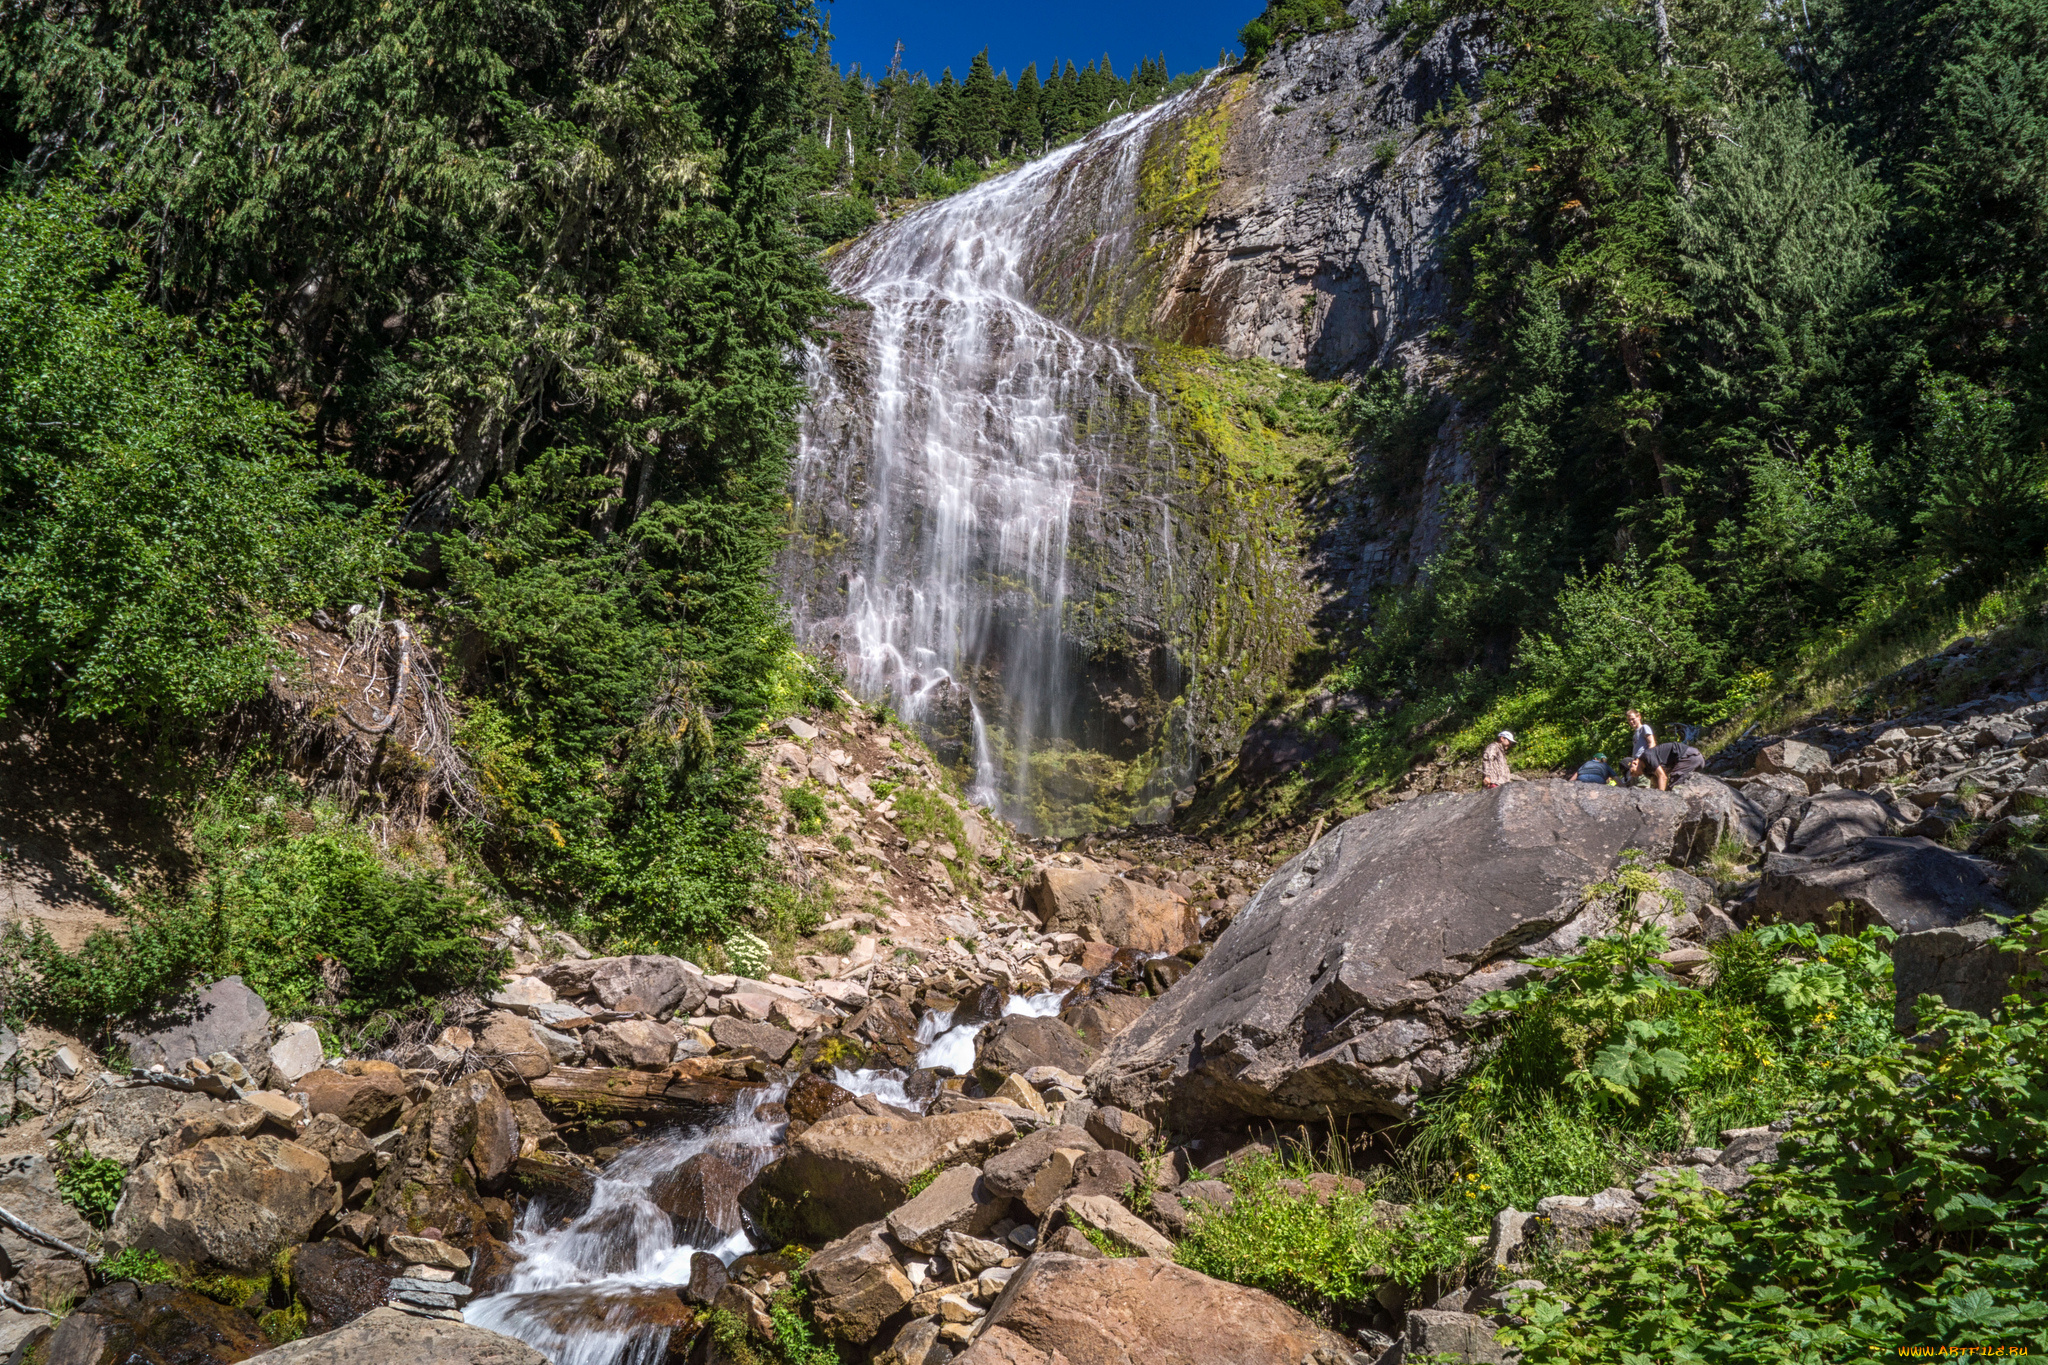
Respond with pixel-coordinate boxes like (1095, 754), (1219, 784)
(465, 1093), (780, 1365)
(466, 993), (1066, 1364)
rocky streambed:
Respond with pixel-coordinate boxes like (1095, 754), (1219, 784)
(1, 687), (2033, 1364)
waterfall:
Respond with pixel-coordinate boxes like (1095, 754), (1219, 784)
(786, 88), (1203, 833)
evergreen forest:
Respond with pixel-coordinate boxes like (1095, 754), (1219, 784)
(1318, 0), (2048, 773)
(795, 44), (1194, 239)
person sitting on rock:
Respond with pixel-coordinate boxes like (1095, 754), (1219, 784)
(1575, 752), (1616, 784)
(1482, 730), (1516, 788)
(1632, 739), (1704, 790)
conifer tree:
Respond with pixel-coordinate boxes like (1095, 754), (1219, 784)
(920, 70), (962, 165)
(1011, 64), (1044, 156)
(961, 49), (1008, 165)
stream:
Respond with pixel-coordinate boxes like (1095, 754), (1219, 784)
(465, 992), (1067, 1363)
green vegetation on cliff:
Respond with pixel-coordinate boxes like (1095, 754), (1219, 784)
(1191, 0), (2048, 826)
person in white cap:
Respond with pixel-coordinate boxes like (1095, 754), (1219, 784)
(1482, 730), (1516, 789)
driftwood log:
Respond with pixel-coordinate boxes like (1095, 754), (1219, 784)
(529, 1061), (763, 1121)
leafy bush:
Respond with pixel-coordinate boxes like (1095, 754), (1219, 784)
(0, 185), (390, 725)
(1176, 1148), (1471, 1317)
(1503, 909), (2048, 1363)
(97, 1247), (177, 1285)
(800, 193), (878, 246)
(1416, 878), (1896, 1206)
(786, 789), (827, 835)
(5, 781), (506, 1035)
(204, 824), (507, 1025)
(12, 902), (222, 1033)
(55, 1145), (128, 1226)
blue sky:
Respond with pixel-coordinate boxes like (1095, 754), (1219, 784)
(819, 0), (1255, 82)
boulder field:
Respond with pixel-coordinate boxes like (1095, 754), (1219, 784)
(0, 691), (2031, 1363)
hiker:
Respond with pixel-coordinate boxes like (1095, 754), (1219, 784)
(1482, 730), (1516, 788)
(1626, 709), (1657, 766)
(1575, 752), (1616, 784)
(1632, 739), (1704, 790)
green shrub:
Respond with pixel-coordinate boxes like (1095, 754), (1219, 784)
(13, 901), (222, 1033)
(1411, 895), (1896, 1209)
(7, 782), (507, 1035)
(96, 1247), (177, 1285)
(786, 789), (827, 835)
(55, 1145), (127, 1227)
(1239, 0), (1355, 61)
(1176, 1148), (1473, 1317)
(1503, 909), (2048, 1363)
(800, 193), (878, 246)
(205, 827), (506, 1025)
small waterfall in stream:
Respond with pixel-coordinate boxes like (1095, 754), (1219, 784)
(466, 994), (1066, 1362)
(786, 88), (1205, 833)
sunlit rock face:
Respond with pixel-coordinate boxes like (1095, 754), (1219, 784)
(784, 1), (1479, 834)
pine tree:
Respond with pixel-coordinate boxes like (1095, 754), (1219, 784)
(961, 49), (1008, 165)
(1044, 61), (1081, 143)
(924, 69), (964, 166)
(1011, 63), (1044, 155)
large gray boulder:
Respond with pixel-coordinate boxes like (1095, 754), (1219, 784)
(1891, 917), (2036, 1033)
(1088, 781), (1693, 1127)
(745, 1110), (1016, 1243)
(117, 976), (272, 1072)
(1754, 836), (2010, 935)
(537, 955), (706, 1016)
(1786, 790), (1893, 857)
(254, 1306), (547, 1364)
(802, 1221), (915, 1343)
(114, 1135), (340, 1272)
(0, 1153), (95, 1282)
(1673, 775), (1767, 858)
(955, 1253), (1354, 1365)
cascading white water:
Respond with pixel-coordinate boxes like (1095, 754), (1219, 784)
(788, 88), (1202, 828)
(468, 994), (1068, 1362)
(464, 1089), (783, 1365)
(836, 989), (1068, 1096)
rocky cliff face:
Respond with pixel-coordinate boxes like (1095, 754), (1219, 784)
(783, 2), (1479, 834)
(1025, 2), (1482, 381)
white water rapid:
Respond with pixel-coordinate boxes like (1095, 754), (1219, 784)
(787, 88), (1202, 828)
(464, 1088), (783, 1365)
(466, 993), (1067, 1362)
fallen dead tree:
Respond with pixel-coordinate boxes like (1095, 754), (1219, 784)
(260, 608), (478, 826)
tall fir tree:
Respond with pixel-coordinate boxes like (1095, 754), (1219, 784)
(1011, 63), (1044, 155)
(961, 49), (1009, 165)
